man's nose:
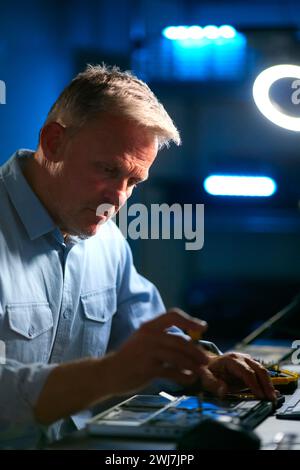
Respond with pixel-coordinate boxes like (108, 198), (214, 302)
(103, 179), (128, 207)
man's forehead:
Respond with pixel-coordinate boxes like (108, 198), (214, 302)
(99, 154), (151, 180)
(88, 115), (158, 148)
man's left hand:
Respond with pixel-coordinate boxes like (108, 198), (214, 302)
(198, 352), (277, 401)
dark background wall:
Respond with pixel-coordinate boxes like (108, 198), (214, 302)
(1, 0), (300, 345)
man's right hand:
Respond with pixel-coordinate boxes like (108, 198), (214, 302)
(106, 308), (209, 396)
(35, 308), (208, 425)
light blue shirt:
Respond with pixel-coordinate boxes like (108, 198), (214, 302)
(0, 150), (167, 448)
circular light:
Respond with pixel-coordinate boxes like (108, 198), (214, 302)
(253, 64), (300, 131)
(203, 25), (219, 39)
(219, 25), (236, 39)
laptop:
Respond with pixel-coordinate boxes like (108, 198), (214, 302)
(87, 393), (274, 440)
(276, 387), (300, 420)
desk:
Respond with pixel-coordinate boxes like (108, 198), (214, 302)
(48, 429), (176, 450)
(257, 415), (300, 450)
(256, 363), (300, 449)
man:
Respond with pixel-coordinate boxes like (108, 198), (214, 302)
(0, 64), (275, 448)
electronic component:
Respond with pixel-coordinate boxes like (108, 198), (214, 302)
(267, 367), (298, 393)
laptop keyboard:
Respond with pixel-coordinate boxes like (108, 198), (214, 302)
(88, 394), (274, 438)
(276, 388), (300, 419)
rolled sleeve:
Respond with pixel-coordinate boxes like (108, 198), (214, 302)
(0, 359), (57, 425)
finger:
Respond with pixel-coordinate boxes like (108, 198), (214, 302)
(210, 354), (264, 398)
(198, 367), (228, 397)
(154, 333), (209, 365)
(142, 308), (207, 337)
(222, 359), (266, 398)
(244, 358), (276, 400)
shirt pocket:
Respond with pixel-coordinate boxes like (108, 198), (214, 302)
(81, 288), (117, 357)
(5, 302), (53, 363)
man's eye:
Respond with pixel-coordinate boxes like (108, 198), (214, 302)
(97, 164), (115, 175)
(128, 180), (139, 188)
(104, 166), (114, 174)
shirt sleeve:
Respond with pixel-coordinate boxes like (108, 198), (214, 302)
(0, 358), (56, 425)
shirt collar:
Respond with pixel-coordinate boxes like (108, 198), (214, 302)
(0, 149), (63, 242)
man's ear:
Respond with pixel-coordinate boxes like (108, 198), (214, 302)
(39, 122), (66, 163)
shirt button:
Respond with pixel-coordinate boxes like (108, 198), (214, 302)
(63, 310), (70, 319)
(28, 326), (35, 337)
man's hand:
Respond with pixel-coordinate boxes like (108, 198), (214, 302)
(199, 352), (277, 401)
(35, 308), (209, 425)
(106, 308), (209, 396)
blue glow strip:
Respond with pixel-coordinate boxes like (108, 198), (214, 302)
(203, 175), (277, 197)
(162, 25), (237, 41)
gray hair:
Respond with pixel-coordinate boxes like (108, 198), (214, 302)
(45, 64), (181, 149)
